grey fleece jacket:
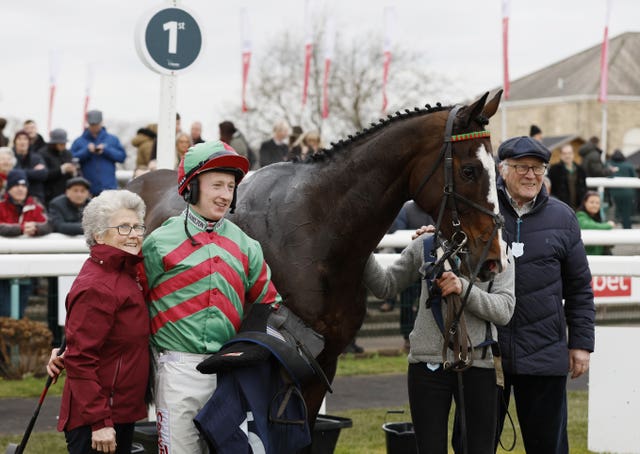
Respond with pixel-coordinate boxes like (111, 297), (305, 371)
(364, 234), (515, 368)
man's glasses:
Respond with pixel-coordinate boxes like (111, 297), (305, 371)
(505, 163), (547, 176)
(107, 224), (146, 236)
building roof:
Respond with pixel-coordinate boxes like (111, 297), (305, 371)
(507, 32), (640, 101)
(542, 134), (583, 151)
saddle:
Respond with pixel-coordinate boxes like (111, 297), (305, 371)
(197, 303), (332, 392)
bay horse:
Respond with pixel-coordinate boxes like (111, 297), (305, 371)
(127, 90), (506, 422)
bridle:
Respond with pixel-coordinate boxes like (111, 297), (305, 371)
(412, 105), (504, 288)
(411, 105), (506, 454)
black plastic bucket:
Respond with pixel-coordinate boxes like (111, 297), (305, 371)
(381, 410), (417, 454)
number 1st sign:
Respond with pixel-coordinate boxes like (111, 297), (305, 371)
(135, 4), (203, 75)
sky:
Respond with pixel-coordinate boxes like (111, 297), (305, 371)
(1, 0), (638, 143)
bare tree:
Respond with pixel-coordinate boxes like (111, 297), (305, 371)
(221, 26), (446, 147)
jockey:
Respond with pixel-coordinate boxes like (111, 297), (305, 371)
(142, 140), (282, 453)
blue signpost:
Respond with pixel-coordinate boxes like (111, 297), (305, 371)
(135, 2), (203, 169)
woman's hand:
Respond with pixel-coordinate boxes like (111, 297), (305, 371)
(411, 224), (436, 240)
(92, 426), (117, 453)
(46, 348), (65, 383)
(435, 271), (462, 297)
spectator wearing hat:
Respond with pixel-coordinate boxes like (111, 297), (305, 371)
(23, 119), (46, 153)
(219, 120), (255, 168)
(529, 124), (542, 142)
(258, 120), (290, 168)
(0, 169), (52, 318)
(143, 140), (281, 452)
(71, 110), (126, 196)
(12, 129), (48, 204)
(40, 128), (78, 206)
(48, 177), (92, 236)
(0, 146), (17, 197)
(491, 136), (594, 453)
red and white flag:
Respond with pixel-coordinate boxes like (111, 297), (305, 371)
(381, 6), (395, 113)
(501, 0), (511, 100)
(599, 0), (613, 103)
(301, 0), (313, 107)
(48, 50), (61, 134)
(322, 18), (335, 119)
(82, 64), (93, 130)
(240, 8), (252, 113)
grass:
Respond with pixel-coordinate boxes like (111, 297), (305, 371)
(0, 355), (594, 453)
(333, 391), (591, 454)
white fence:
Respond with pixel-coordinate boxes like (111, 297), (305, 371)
(1, 230), (640, 278)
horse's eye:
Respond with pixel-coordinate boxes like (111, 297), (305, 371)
(461, 165), (477, 181)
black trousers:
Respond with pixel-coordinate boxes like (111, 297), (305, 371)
(496, 374), (568, 454)
(408, 363), (497, 454)
(65, 423), (135, 454)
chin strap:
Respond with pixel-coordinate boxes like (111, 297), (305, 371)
(183, 205), (200, 246)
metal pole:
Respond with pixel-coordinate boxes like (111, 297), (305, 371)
(156, 74), (178, 170)
(501, 102), (507, 142)
(10, 278), (20, 319)
(601, 102), (608, 161)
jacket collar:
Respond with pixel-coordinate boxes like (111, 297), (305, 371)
(90, 243), (143, 276)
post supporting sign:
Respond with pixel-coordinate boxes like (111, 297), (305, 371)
(135, 2), (203, 170)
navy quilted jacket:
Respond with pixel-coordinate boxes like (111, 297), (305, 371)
(496, 178), (595, 376)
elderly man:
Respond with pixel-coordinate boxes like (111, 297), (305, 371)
(71, 110), (126, 195)
(48, 176), (91, 236)
(494, 136), (595, 453)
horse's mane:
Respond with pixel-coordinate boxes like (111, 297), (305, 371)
(292, 101), (490, 164)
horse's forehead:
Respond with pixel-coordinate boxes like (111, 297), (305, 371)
(475, 144), (500, 215)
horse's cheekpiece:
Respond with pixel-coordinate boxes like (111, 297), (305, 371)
(197, 304), (332, 392)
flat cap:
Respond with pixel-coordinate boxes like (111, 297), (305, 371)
(65, 176), (91, 190)
(497, 136), (551, 163)
(86, 110), (103, 125)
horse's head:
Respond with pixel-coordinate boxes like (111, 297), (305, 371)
(411, 91), (506, 281)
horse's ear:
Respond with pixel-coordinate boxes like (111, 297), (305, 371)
(460, 92), (489, 128)
(481, 89), (503, 119)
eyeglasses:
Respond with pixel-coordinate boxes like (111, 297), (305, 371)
(505, 163), (547, 176)
(107, 224), (146, 236)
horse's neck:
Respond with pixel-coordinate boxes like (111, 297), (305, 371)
(311, 124), (422, 255)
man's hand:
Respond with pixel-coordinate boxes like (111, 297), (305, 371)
(22, 222), (37, 236)
(92, 427), (117, 453)
(95, 143), (105, 154)
(88, 143), (96, 153)
(569, 348), (590, 379)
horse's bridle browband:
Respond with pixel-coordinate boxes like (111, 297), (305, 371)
(412, 105), (504, 370)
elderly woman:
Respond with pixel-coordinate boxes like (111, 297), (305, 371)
(48, 189), (149, 454)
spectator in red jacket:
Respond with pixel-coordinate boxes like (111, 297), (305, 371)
(0, 169), (51, 318)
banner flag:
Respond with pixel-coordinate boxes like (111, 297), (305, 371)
(240, 8), (252, 112)
(598, 0), (613, 103)
(381, 6), (395, 113)
(501, 0), (511, 100)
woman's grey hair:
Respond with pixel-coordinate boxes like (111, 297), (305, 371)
(0, 147), (17, 167)
(82, 189), (146, 247)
